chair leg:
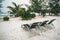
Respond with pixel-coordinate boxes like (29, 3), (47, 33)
(21, 25), (31, 32)
(51, 23), (54, 26)
(26, 26), (31, 31)
(21, 25), (25, 30)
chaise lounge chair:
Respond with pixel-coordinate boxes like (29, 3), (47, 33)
(48, 19), (56, 24)
(40, 20), (49, 26)
(21, 20), (48, 31)
(21, 24), (30, 31)
(43, 19), (56, 28)
(29, 20), (49, 30)
(21, 22), (42, 31)
(29, 22), (42, 29)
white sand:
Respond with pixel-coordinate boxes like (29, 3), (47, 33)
(0, 16), (60, 40)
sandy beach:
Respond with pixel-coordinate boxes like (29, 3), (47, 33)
(0, 16), (60, 40)
(0, 0), (60, 40)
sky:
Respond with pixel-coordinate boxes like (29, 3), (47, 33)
(1, 0), (31, 13)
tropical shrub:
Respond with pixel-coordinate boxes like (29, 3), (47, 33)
(15, 8), (26, 17)
(30, 14), (36, 18)
(15, 13), (21, 17)
(7, 2), (22, 17)
(3, 16), (9, 21)
(21, 12), (31, 20)
(41, 10), (46, 17)
(21, 11), (36, 20)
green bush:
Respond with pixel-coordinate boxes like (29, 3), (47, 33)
(15, 8), (26, 17)
(21, 13), (36, 20)
(3, 16), (9, 21)
(15, 12), (22, 17)
(15, 13), (20, 17)
(41, 10), (46, 17)
(21, 13), (31, 20)
(30, 14), (36, 18)
(54, 13), (59, 16)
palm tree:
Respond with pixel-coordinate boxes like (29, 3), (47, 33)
(41, 9), (46, 17)
(49, 0), (60, 16)
(29, 0), (44, 16)
(7, 2), (22, 14)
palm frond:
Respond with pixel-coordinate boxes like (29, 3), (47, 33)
(12, 2), (19, 10)
(7, 6), (16, 13)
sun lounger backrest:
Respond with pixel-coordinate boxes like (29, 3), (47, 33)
(24, 24), (30, 28)
(48, 19), (56, 24)
(40, 20), (48, 26)
(29, 22), (40, 29)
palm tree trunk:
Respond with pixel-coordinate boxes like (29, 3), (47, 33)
(39, 13), (41, 16)
(51, 13), (52, 16)
(49, 13), (50, 16)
